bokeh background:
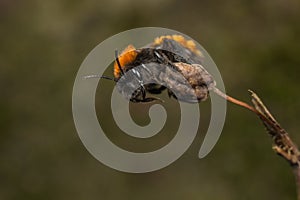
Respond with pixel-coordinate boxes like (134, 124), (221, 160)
(1, 0), (300, 199)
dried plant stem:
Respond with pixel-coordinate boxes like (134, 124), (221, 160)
(212, 87), (300, 200)
(212, 87), (258, 114)
(294, 166), (300, 200)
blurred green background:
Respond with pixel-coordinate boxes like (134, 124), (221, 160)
(1, 0), (300, 199)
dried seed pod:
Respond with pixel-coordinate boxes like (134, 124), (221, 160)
(171, 62), (216, 101)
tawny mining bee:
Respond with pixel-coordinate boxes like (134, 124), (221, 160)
(86, 35), (216, 103)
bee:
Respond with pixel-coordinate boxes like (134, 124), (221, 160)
(86, 35), (215, 103)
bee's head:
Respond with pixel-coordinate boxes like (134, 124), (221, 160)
(113, 45), (138, 80)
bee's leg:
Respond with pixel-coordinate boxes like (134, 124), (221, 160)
(141, 85), (146, 100)
(129, 87), (145, 102)
(167, 89), (177, 100)
(133, 88), (164, 103)
(146, 84), (166, 94)
(141, 97), (164, 103)
(130, 85), (164, 103)
(130, 96), (164, 103)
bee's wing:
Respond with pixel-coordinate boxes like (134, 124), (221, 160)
(150, 38), (203, 65)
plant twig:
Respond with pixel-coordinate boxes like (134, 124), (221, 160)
(249, 90), (300, 200)
(212, 87), (300, 199)
(212, 87), (258, 113)
(294, 166), (300, 200)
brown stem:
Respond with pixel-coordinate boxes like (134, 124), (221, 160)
(212, 87), (300, 199)
(212, 88), (275, 134)
(293, 166), (300, 200)
(212, 87), (258, 114)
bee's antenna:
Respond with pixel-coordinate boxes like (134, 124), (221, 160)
(83, 75), (116, 82)
(115, 50), (124, 75)
(83, 49), (124, 82)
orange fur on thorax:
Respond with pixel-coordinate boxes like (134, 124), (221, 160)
(114, 35), (202, 79)
(113, 45), (138, 79)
